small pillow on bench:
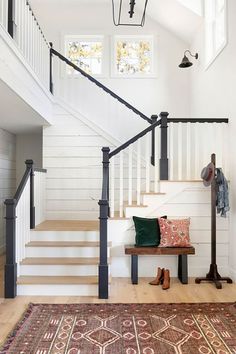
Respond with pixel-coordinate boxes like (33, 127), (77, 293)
(158, 218), (191, 247)
(133, 216), (166, 247)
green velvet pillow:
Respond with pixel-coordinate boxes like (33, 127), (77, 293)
(133, 216), (165, 247)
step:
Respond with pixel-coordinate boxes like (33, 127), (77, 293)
(25, 242), (111, 258)
(17, 276), (100, 296)
(30, 230), (99, 242)
(34, 220), (99, 231)
(19, 257), (109, 276)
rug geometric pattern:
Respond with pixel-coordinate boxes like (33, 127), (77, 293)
(1, 303), (236, 354)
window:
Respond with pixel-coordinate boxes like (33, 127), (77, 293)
(65, 35), (104, 75)
(205, 0), (227, 68)
(113, 36), (155, 77)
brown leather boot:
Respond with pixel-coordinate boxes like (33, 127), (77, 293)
(162, 269), (170, 290)
(149, 267), (164, 285)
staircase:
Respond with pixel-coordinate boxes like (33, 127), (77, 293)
(17, 220), (110, 296)
(2, 1), (230, 299)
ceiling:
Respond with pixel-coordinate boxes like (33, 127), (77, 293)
(30, 0), (203, 43)
(0, 80), (50, 134)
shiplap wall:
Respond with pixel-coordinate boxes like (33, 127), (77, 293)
(43, 105), (117, 220)
(109, 182), (230, 277)
(0, 128), (16, 254)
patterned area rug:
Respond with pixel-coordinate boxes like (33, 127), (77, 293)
(1, 303), (236, 354)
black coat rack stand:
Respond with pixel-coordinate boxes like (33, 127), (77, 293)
(195, 153), (233, 289)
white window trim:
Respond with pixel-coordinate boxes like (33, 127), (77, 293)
(63, 34), (106, 78)
(205, 0), (228, 70)
(111, 35), (157, 79)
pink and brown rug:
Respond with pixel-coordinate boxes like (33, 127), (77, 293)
(1, 303), (236, 354)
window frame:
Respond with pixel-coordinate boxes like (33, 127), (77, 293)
(64, 34), (106, 77)
(205, 0), (228, 70)
(111, 35), (157, 79)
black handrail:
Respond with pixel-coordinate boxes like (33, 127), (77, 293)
(167, 118), (229, 123)
(109, 119), (161, 158)
(50, 48), (152, 124)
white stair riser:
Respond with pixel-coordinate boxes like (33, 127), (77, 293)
(17, 284), (98, 296)
(20, 265), (98, 276)
(25, 247), (109, 258)
(30, 231), (99, 242)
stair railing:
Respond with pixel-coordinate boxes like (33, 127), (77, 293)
(98, 117), (161, 299)
(161, 118), (229, 180)
(4, 160), (47, 298)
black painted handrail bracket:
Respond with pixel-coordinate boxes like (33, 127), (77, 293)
(50, 48), (152, 124)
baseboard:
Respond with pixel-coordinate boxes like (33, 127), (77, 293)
(229, 267), (236, 282)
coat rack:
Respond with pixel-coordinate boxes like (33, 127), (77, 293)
(195, 153), (232, 289)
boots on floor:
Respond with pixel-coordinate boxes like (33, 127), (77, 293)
(149, 267), (164, 285)
(162, 269), (170, 290)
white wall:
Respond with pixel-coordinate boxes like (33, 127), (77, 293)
(31, 1), (191, 142)
(190, 0), (236, 280)
(0, 128), (16, 255)
(16, 132), (43, 184)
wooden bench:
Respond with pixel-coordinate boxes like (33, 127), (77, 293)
(125, 245), (195, 285)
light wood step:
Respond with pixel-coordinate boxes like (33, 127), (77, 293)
(26, 241), (112, 247)
(34, 220), (99, 231)
(17, 276), (99, 285)
(141, 192), (166, 195)
(20, 257), (107, 265)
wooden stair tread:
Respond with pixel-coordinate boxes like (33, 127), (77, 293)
(34, 220), (99, 231)
(20, 257), (107, 265)
(17, 276), (99, 285)
(26, 241), (111, 247)
(141, 192), (166, 195)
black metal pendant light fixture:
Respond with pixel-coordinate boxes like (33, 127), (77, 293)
(179, 50), (199, 68)
(112, 0), (149, 27)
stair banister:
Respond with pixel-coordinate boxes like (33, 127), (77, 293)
(98, 119), (161, 299)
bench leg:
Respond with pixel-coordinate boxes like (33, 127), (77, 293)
(178, 255), (188, 284)
(131, 255), (138, 284)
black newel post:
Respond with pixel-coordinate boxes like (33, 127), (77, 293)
(8, 0), (14, 37)
(4, 199), (17, 298)
(25, 160), (35, 229)
(159, 112), (169, 180)
(49, 42), (54, 94)
(151, 114), (158, 166)
(98, 147), (110, 299)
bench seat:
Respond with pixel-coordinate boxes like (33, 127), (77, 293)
(125, 245), (195, 285)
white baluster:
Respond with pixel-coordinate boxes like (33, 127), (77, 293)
(137, 140), (141, 205)
(128, 145), (133, 205)
(169, 122), (174, 180)
(178, 122), (182, 180)
(186, 122), (191, 180)
(145, 134), (150, 193)
(194, 123), (200, 179)
(119, 151), (123, 217)
(154, 127), (159, 192)
(110, 158), (115, 218)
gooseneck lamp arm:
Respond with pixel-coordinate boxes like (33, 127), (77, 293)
(184, 50), (198, 59)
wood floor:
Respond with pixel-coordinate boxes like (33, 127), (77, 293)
(0, 276), (236, 346)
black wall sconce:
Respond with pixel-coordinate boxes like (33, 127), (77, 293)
(179, 50), (199, 68)
(112, 0), (149, 27)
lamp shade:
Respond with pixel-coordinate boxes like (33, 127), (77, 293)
(179, 55), (193, 68)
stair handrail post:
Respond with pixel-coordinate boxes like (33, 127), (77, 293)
(151, 114), (158, 166)
(49, 42), (54, 94)
(4, 198), (17, 298)
(98, 147), (110, 299)
(159, 112), (169, 180)
(8, 0), (14, 38)
(25, 159), (35, 229)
